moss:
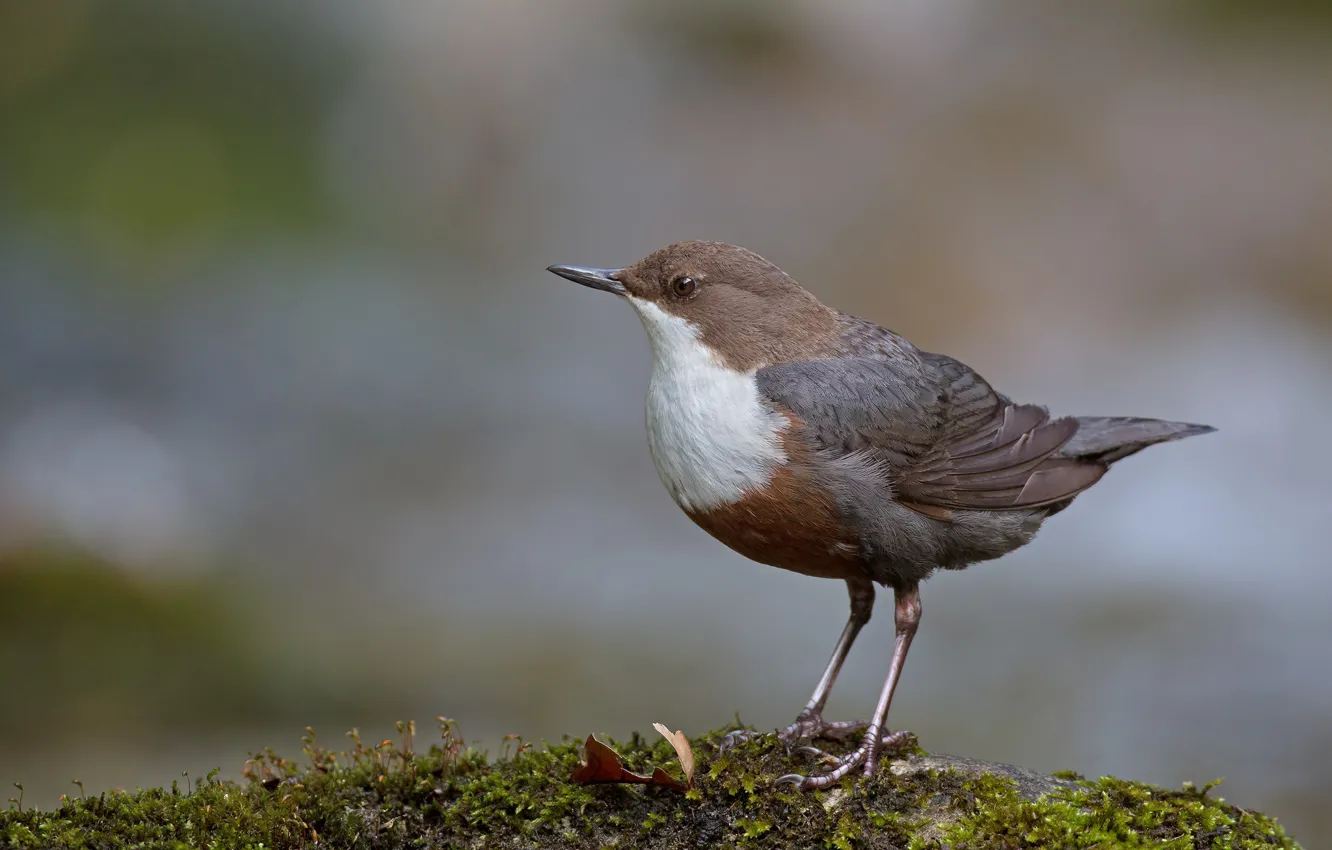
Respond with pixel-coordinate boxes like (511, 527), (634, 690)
(0, 721), (1301, 849)
(935, 773), (1295, 850)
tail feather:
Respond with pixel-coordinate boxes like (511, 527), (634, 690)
(1061, 416), (1215, 464)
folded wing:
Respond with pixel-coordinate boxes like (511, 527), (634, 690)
(755, 352), (1106, 519)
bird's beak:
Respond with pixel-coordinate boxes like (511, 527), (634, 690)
(546, 264), (627, 296)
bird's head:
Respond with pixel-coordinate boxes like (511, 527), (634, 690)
(547, 241), (835, 371)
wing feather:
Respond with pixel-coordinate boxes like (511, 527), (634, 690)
(756, 351), (1106, 517)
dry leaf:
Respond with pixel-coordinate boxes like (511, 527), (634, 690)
(571, 735), (632, 784)
(652, 722), (695, 787)
(570, 734), (686, 791)
(648, 766), (683, 789)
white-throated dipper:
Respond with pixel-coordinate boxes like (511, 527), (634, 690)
(547, 241), (1214, 789)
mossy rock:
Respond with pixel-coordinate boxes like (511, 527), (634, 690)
(1, 722), (1300, 849)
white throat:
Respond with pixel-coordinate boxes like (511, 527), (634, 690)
(626, 296), (787, 512)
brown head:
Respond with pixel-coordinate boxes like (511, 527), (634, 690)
(547, 241), (837, 371)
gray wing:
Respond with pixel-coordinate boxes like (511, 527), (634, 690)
(756, 351), (1106, 518)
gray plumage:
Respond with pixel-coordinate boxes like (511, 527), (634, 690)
(756, 313), (1214, 588)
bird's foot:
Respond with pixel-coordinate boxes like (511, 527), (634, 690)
(781, 711), (870, 743)
(775, 729), (914, 790)
(719, 711), (869, 753)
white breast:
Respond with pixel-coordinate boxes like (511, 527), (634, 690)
(627, 297), (788, 512)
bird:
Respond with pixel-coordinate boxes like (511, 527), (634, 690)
(546, 240), (1214, 790)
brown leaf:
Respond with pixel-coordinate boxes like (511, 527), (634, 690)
(571, 735), (633, 784)
(570, 734), (686, 791)
(649, 766), (686, 790)
(652, 722), (695, 787)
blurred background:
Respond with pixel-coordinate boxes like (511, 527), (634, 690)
(2, 0), (1330, 842)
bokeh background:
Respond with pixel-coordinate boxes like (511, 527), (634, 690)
(2, 0), (1330, 842)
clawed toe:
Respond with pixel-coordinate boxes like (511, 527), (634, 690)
(777, 746), (867, 790)
(806, 718), (871, 741)
(720, 712), (871, 755)
(779, 711), (870, 745)
(719, 728), (760, 753)
(775, 729), (915, 790)
(773, 772), (809, 789)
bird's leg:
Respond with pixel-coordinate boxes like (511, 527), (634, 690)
(778, 582), (920, 789)
(722, 577), (874, 751)
(781, 576), (875, 742)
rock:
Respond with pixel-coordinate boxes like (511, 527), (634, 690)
(0, 724), (1301, 849)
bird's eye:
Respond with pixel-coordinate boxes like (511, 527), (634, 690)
(671, 276), (698, 298)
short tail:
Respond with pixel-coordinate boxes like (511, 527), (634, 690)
(1060, 417), (1215, 464)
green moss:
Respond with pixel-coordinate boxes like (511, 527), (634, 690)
(934, 772), (1295, 850)
(736, 816), (772, 840)
(0, 721), (1301, 849)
